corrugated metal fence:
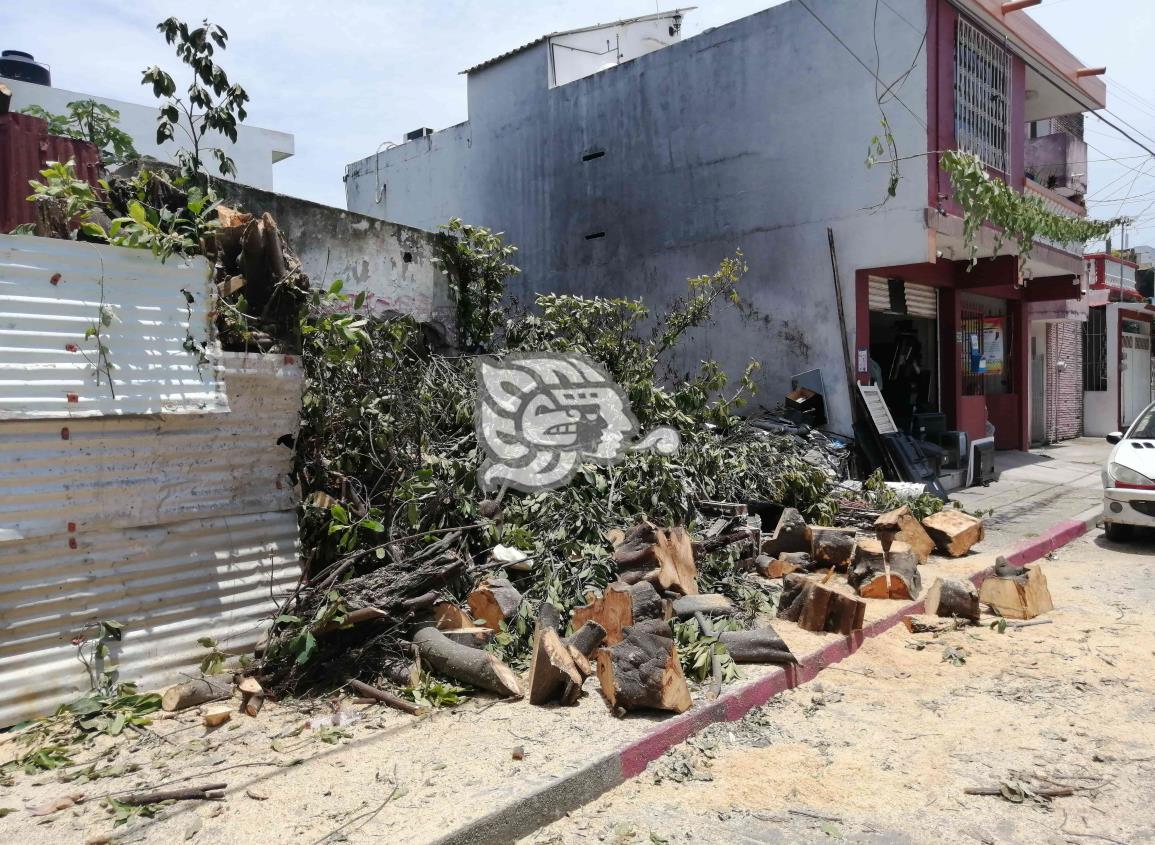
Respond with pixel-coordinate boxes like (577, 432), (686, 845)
(0, 238), (301, 726)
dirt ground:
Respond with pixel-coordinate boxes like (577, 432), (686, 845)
(520, 529), (1155, 845)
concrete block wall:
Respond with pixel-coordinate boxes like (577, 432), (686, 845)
(1046, 320), (1083, 442)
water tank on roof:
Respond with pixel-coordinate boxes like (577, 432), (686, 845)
(0, 51), (51, 86)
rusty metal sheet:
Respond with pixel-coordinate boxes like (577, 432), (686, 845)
(0, 233), (226, 417)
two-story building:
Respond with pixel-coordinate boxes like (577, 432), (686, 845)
(344, 0), (1104, 458)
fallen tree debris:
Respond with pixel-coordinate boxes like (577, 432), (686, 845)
(468, 578), (523, 632)
(902, 614), (968, 634)
(614, 523), (699, 595)
(924, 577), (980, 623)
(848, 538), (921, 599)
(874, 505), (935, 564)
(571, 580), (666, 645)
(118, 783), (227, 806)
(412, 627), (523, 698)
(922, 510), (984, 557)
(347, 679), (424, 716)
(596, 626), (692, 714)
(762, 507), (811, 557)
(810, 526), (857, 570)
(161, 675), (232, 712)
(202, 707), (232, 728)
(778, 574), (865, 635)
(979, 561), (1053, 620)
(671, 594), (735, 619)
(527, 604), (585, 705)
(717, 626), (797, 665)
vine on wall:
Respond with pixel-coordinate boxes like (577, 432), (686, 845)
(940, 150), (1125, 273)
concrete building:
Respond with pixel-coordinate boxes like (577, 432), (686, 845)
(1082, 252), (1154, 436)
(345, 1), (1104, 453)
(2, 52), (293, 191)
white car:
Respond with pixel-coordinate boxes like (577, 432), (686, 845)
(1102, 401), (1155, 541)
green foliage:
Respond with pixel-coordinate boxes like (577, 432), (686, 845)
(142, 17), (250, 180)
(673, 617), (741, 684)
(25, 159), (107, 240)
(941, 150), (1124, 273)
(861, 469), (945, 521)
(107, 797), (160, 827)
(403, 673), (469, 709)
(20, 100), (139, 166)
(108, 170), (220, 261)
(435, 218), (520, 352)
(197, 637), (228, 674)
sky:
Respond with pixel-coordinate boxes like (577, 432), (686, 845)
(4, 0), (1154, 248)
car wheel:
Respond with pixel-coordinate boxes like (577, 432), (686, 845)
(1104, 521), (1133, 542)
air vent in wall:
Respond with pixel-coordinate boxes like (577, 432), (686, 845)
(582, 149), (606, 162)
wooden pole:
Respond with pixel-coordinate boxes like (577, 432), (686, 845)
(827, 227), (859, 426)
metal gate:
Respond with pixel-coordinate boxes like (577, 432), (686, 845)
(1121, 332), (1152, 426)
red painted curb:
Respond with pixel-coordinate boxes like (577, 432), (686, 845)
(617, 509), (1099, 780)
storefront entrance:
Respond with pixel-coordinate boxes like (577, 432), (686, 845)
(866, 277), (940, 434)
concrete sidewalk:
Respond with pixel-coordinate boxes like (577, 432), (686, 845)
(950, 436), (1107, 549)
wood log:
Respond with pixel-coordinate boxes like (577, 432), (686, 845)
(902, 614), (968, 634)
(692, 527), (756, 560)
(315, 605), (388, 635)
(762, 507), (811, 557)
(527, 603), (584, 705)
(347, 679), (423, 716)
(873, 505), (936, 565)
(671, 594), (735, 619)
(441, 626), (495, 647)
(613, 523), (699, 595)
(570, 580), (665, 645)
(758, 556), (799, 579)
(810, 526), (857, 571)
(596, 629), (691, 714)
(777, 574), (865, 635)
(412, 627), (522, 698)
(433, 601), (473, 630)
(468, 577), (523, 631)
(563, 620), (607, 658)
(921, 511), (985, 557)
(978, 562), (1052, 620)
(848, 538), (921, 599)
(924, 577), (980, 623)
(202, 707), (232, 728)
(626, 619), (674, 639)
(237, 676), (263, 696)
(717, 627), (798, 665)
(242, 693), (265, 717)
(161, 675), (233, 712)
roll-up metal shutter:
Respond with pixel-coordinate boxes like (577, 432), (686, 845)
(868, 277), (937, 319)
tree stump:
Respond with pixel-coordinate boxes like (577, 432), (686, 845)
(413, 627), (522, 698)
(924, 577), (980, 622)
(571, 580), (666, 645)
(433, 601), (473, 630)
(848, 538), (921, 599)
(921, 511), (985, 557)
(874, 505), (935, 564)
(717, 626), (797, 665)
(810, 527), (857, 570)
(978, 561), (1052, 620)
(778, 574), (865, 635)
(596, 628), (691, 714)
(468, 578), (523, 631)
(761, 507), (811, 557)
(613, 522), (699, 595)
(527, 604), (584, 706)
(671, 594), (735, 619)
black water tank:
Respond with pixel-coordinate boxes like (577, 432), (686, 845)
(0, 51), (51, 86)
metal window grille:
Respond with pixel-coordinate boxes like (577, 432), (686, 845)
(1083, 306), (1108, 391)
(955, 17), (1011, 174)
(961, 309), (986, 396)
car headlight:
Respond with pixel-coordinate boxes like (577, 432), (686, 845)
(1109, 462), (1155, 487)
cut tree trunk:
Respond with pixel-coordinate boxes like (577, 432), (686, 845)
(441, 627), (495, 647)
(596, 628), (691, 714)
(564, 620), (607, 658)
(777, 574), (865, 635)
(527, 603), (584, 705)
(848, 538), (921, 600)
(613, 523), (699, 595)
(626, 619), (674, 639)
(412, 627), (522, 698)
(718, 627), (798, 665)
(902, 614), (969, 634)
(924, 577), (980, 623)
(874, 506), (935, 565)
(433, 601), (473, 630)
(161, 675), (233, 712)
(762, 507), (811, 557)
(979, 562), (1053, 620)
(671, 594), (735, 619)
(922, 511), (985, 557)
(571, 580), (666, 645)
(468, 578), (523, 631)
(810, 527), (857, 571)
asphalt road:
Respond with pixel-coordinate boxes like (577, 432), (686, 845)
(522, 527), (1155, 845)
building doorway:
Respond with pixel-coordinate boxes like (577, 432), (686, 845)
(867, 277), (940, 433)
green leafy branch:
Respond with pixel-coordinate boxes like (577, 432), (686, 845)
(941, 149), (1125, 273)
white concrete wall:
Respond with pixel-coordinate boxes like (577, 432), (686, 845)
(1084, 304), (1121, 437)
(345, 0), (931, 435)
(549, 12), (686, 87)
(6, 78), (294, 190)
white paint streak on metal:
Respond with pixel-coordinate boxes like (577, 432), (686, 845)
(0, 234), (226, 418)
(0, 351), (302, 726)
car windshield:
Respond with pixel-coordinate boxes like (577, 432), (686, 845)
(1129, 405), (1155, 439)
